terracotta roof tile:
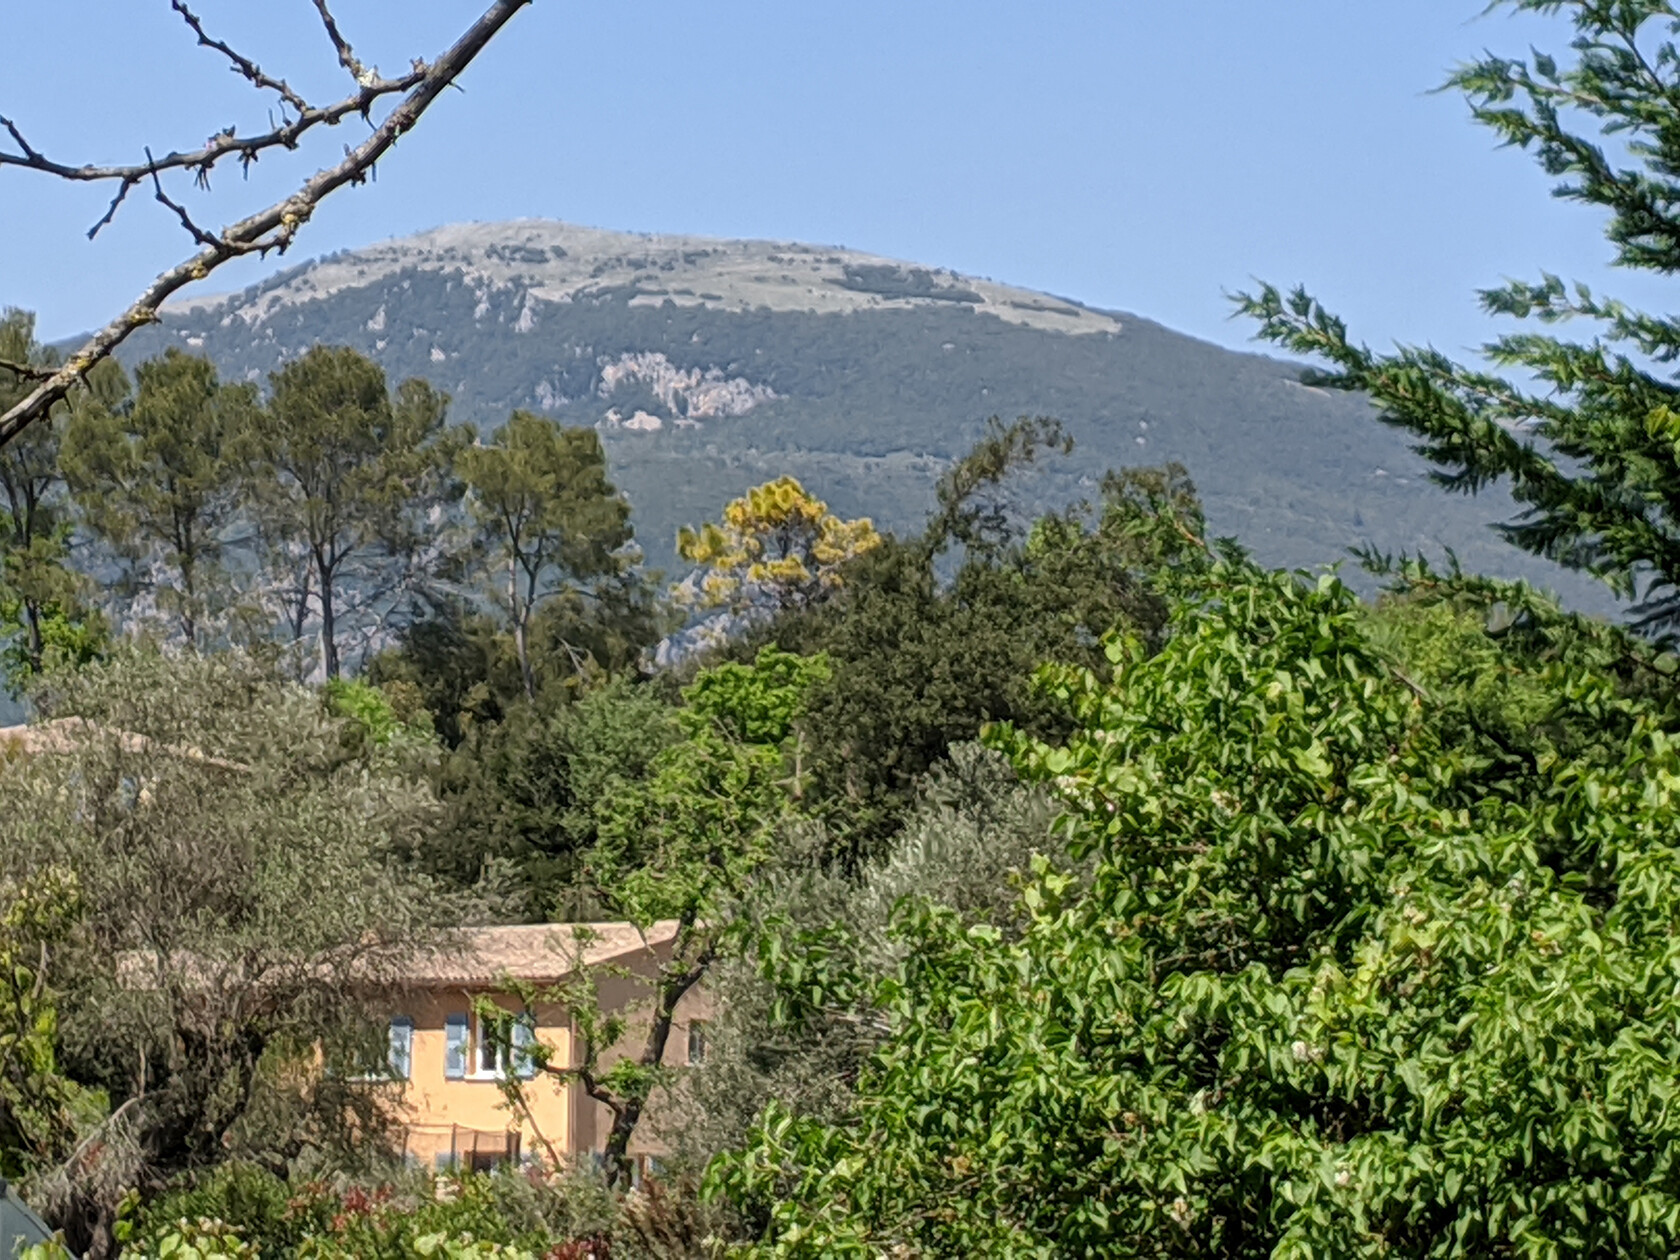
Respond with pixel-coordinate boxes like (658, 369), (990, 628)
(407, 921), (681, 987)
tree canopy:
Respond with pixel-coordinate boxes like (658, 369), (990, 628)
(241, 345), (461, 680)
(63, 349), (254, 649)
(0, 651), (460, 1255)
(677, 476), (882, 618)
(458, 411), (632, 700)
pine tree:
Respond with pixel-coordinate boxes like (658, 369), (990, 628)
(241, 346), (461, 679)
(458, 411), (632, 700)
(62, 349), (255, 648)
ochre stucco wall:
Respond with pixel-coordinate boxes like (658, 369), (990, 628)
(386, 991), (573, 1167)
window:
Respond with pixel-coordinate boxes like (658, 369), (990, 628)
(346, 1016), (411, 1081)
(444, 1014), (469, 1080)
(468, 1009), (538, 1080)
(511, 1016), (537, 1078)
(687, 1020), (708, 1066)
(387, 1017), (414, 1080)
(477, 1014), (503, 1077)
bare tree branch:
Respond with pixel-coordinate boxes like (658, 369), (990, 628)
(1, 114), (44, 162)
(0, 0), (533, 448)
(87, 178), (138, 240)
(169, 0), (312, 117)
(0, 71), (421, 199)
(146, 148), (235, 251)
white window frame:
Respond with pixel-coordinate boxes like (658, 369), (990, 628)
(387, 1015), (414, 1081)
(468, 1008), (536, 1081)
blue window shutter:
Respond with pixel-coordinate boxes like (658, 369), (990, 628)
(388, 1017), (414, 1080)
(512, 1014), (537, 1079)
(444, 1014), (468, 1080)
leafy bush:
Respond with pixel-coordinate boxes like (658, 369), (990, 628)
(716, 562), (1680, 1256)
(122, 1165), (619, 1260)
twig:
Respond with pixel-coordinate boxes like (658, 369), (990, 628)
(0, 357), (53, 382)
(147, 147), (231, 250)
(0, 0), (533, 448)
(1389, 665), (1430, 703)
(506, 1077), (566, 1171)
(87, 177), (137, 239)
(169, 0), (311, 116)
(311, 0), (366, 82)
(61, 1093), (145, 1175)
(0, 62), (426, 193)
(0, 115), (42, 162)
(1172, 515), (1214, 555)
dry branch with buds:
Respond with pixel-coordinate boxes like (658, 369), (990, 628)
(0, 0), (533, 448)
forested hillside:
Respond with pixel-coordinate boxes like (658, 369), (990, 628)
(119, 221), (1608, 605)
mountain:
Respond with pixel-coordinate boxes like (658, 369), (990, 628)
(120, 219), (1609, 606)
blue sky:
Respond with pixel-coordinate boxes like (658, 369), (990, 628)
(1, 2), (1658, 358)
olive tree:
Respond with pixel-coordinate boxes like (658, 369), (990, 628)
(0, 649), (466, 1257)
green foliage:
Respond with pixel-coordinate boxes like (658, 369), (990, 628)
(674, 743), (1061, 1167)
(459, 410), (633, 699)
(418, 676), (680, 909)
(0, 309), (114, 692)
(590, 650), (815, 922)
(1239, 2), (1680, 636)
(0, 868), (100, 1181)
(922, 415), (1072, 559)
(714, 558), (1680, 1257)
(369, 574), (671, 752)
(121, 1164), (618, 1260)
(62, 348), (256, 648)
(490, 650), (820, 1189)
(0, 593), (108, 692)
(240, 345), (464, 680)
(0, 649), (463, 1252)
(763, 461), (1207, 861)
(323, 677), (435, 748)
(679, 648), (829, 746)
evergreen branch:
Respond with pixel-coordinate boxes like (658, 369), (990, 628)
(1238, 282), (1680, 619)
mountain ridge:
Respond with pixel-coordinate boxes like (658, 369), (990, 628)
(163, 219), (1125, 338)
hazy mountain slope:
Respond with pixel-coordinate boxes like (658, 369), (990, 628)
(121, 219), (1610, 608)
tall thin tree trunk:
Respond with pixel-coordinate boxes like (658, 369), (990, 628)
(180, 552), (198, 649)
(511, 551), (534, 700)
(315, 551), (339, 679)
(23, 598), (43, 674)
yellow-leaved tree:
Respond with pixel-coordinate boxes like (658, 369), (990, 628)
(676, 476), (881, 614)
